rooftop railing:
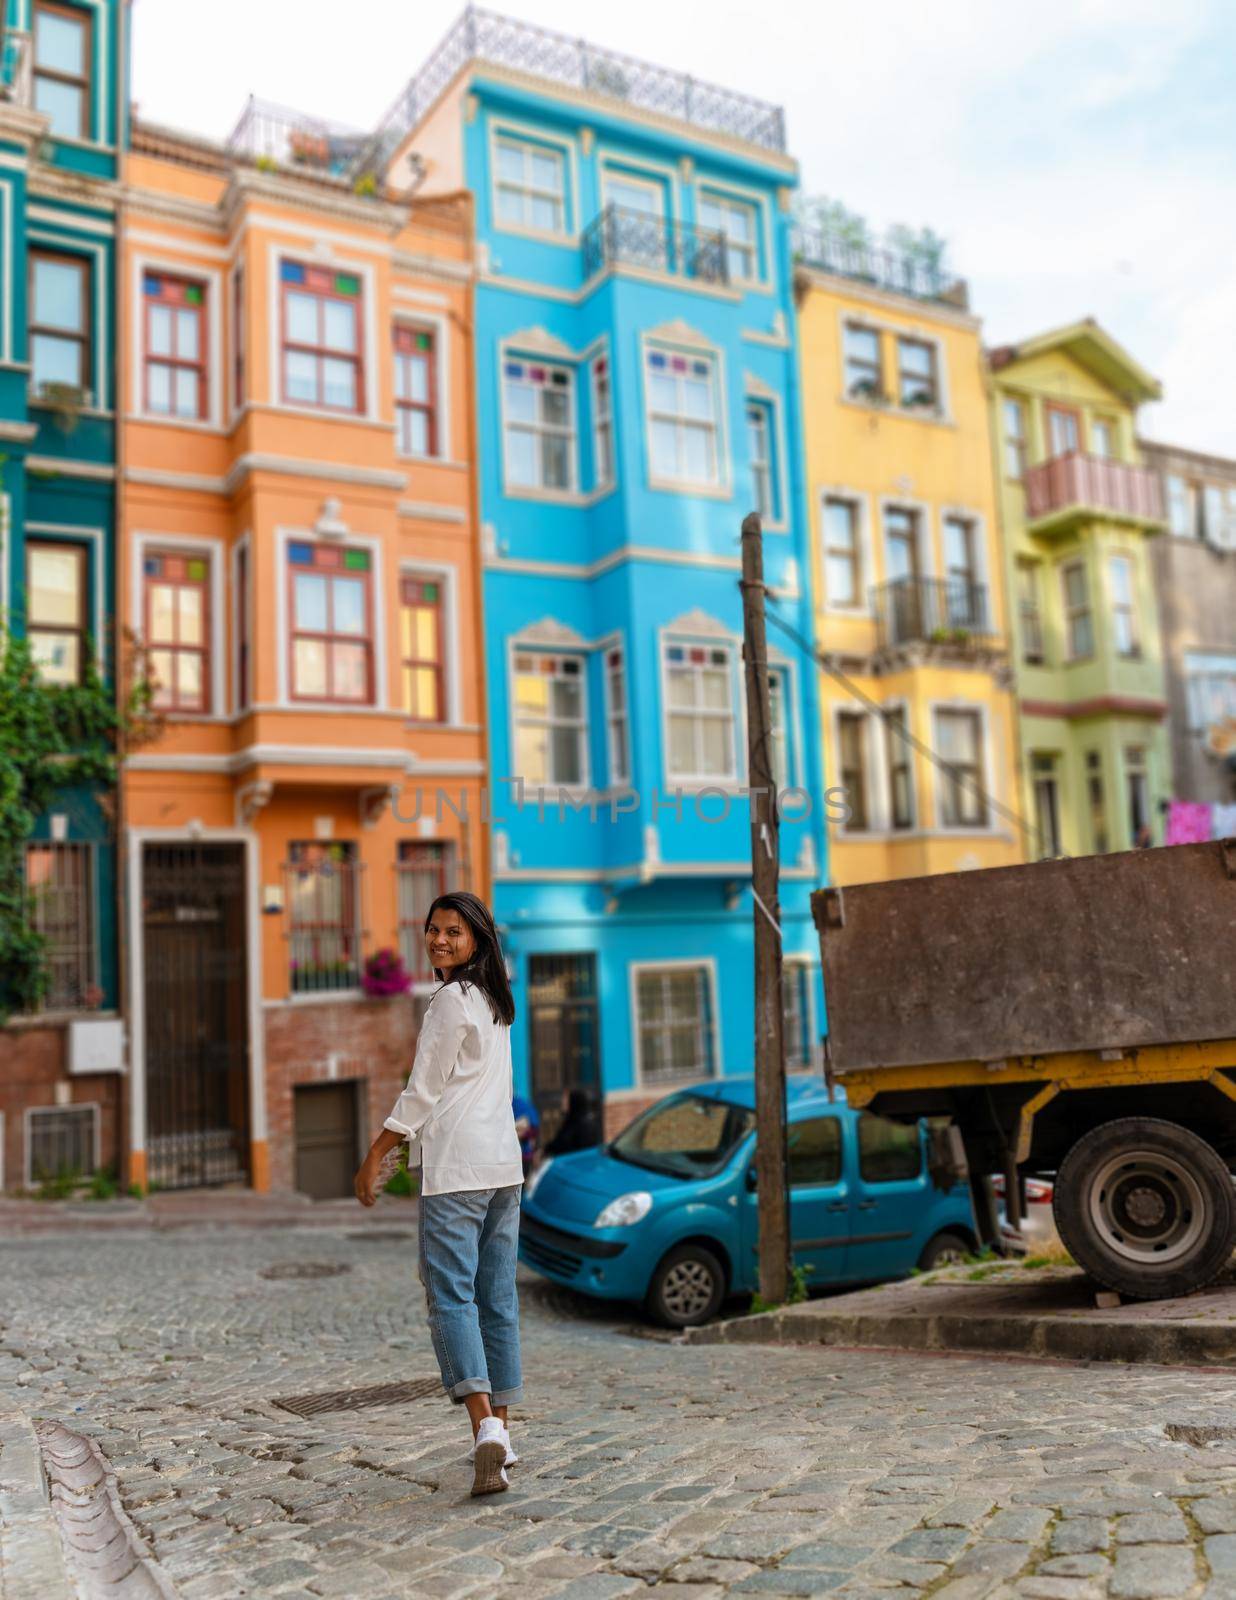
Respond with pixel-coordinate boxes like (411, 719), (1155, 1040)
(793, 226), (955, 304)
(354, 5), (787, 177)
(582, 204), (729, 286)
(226, 95), (368, 177)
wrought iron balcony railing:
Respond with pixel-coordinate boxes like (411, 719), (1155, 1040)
(793, 226), (955, 304)
(582, 204), (728, 286)
(226, 95), (368, 177)
(1024, 450), (1165, 532)
(354, 5), (787, 178)
(873, 577), (1002, 653)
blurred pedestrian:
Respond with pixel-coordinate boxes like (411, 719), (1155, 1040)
(512, 1093), (540, 1179)
(545, 1086), (603, 1156)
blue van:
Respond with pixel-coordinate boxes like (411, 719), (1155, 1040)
(519, 1077), (977, 1327)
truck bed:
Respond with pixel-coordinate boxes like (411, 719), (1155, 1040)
(812, 838), (1236, 1074)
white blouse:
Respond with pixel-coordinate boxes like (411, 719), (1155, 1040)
(383, 980), (524, 1196)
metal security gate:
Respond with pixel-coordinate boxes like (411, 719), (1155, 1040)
(528, 953), (600, 1141)
(143, 843), (249, 1189)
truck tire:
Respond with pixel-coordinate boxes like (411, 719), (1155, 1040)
(1053, 1118), (1236, 1300)
(645, 1243), (727, 1328)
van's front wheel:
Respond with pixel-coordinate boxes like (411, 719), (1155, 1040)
(1053, 1118), (1236, 1300)
(645, 1243), (727, 1328)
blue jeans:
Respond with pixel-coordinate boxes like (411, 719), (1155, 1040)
(417, 1185), (523, 1406)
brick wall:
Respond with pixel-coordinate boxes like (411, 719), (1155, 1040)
(0, 1023), (122, 1192)
(262, 996), (416, 1193)
(602, 1093), (662, 1141)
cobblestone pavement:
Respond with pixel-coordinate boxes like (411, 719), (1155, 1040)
(5, 1223), (1236, 1600)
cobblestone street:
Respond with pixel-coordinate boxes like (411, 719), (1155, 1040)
(6, 1219), (1236, 1600)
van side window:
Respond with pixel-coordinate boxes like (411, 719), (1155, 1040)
(787, 1117), (842, 1185)
(858, 1114), (922, 1182)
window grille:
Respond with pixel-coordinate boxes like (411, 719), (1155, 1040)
(285, 842), (364, 994)
(27, 1104), (97, 1186)
(25, 842), (95, 1011)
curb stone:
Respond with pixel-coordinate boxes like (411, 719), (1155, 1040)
(0, 1412), (74, 1600)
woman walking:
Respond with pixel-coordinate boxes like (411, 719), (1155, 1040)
(354, 892), (524, 1496)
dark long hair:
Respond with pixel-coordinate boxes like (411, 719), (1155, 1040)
(424, 891), (515, 1026)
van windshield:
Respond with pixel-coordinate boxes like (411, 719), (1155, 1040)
(610, 1094), (755, 1179)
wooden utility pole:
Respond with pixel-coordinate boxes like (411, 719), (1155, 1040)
(740, 511), (791, 1305)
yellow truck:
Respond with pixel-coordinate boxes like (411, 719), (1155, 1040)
(811, 838), (1236, 1300)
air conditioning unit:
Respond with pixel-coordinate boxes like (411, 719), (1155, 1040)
(68, 1017), (125, 1075)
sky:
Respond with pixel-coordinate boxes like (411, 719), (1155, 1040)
(131, 0), (1236, 455)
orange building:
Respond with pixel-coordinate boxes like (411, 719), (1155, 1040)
(118, 110), (484, 1195)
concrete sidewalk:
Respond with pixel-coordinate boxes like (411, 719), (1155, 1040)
(685, 1262), (1236, 1367)
(0, 1188), (417, 1235)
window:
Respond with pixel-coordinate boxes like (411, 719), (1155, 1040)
(664, 641), (736, 782)
(787, 1116), (841, 1186)
(26, 540), (87, 684)
(33, 2), (91, 140)
(698, 191), (759, 282)
(1061, 560), (1093, 660)
(768, 670), (789, 792)
(280, 261), (362, 413)
(1109, 555), (1139, 657)
(232, 266), (245, 410)
(1086, 750), (1109, 855)
(1016, 560), (1045, 664)
(1032, 753), (1063, 859)
(859, 1114), (922, 1182)
(782, 964), (813, 1070)
(884, 506), (920, 583)
(1125, 747), (1150, 845)
(1185, 653), (1236, 731)
(25, 843), (94, 1011)
(1046, 404), (1080, 456)
(27, 1105), (97, 1186)
(1092, 417), (1116, 458)
(823, 497), (862, 608)
(503, 358), (575, 491)
(1166, 475), (1196, 538)
(935, 708), (987, 829)
(495, 135), (566, 234)
(396, 841), (454, 982)
(837, 711), (869, 831)
(286, 841), (361, 993)
(591, 353), (614, 489)
(513, 652), (586, 787)
(287, 540), (372, 703)
(144, 551), (210, 714)
(143, 274), (206, 420)
(1203, 484), (1227, 546)
(747, 403), (773, 520)
(645, 346), (721, 488)
(1003, 398), (1026, 479)
(400, 574), (445, 723)
(235, 543), (250, 710)
(897, 337), (938, 408)
(884, 706), (913, 830)
(843, 324), (882, 400)
(943, 514), (979, 626)
(635, 966), (716, 1086)
(605, 647), (630, 786)
(393, 325), (437, 457)
(30, 251), (90, 396)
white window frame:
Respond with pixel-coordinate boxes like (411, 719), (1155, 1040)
(131, 531), (227, 722)
(393, 311), (450, 462)
(1091, 415), (1117, 459)
(1184, 651), (1236, 732)
(1003, 395), (1027, 480)
(1108, 551), (1140, 658)
(24, 1102), (100, 1187)
(1165, 474), (1194, 538)
(602, 639), (631, 788)
(896, 334), (940, 411)
(1031, 752), (1064, 860)
(1061, 557), (1093, 662)
(501, 354), (578, 496)
(930, 703), (992, 832)
(490, 122), (574, 242)
(642, 335), (730, 497)
(509, 647), (590, 793)
(696, 187), (762, 286)
(819, 488), (872, 614)
(130, 253), (225, 432)
(601, 166), (667, 222)
(660, 634), (740, 787)
(842, 320), (883, 402)
(629, 958), (721, 1091)
(746, 399), (773, 523)
(590, 347), (614, 492)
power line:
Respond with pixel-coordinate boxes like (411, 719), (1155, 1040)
(762, 596), (1055, 860)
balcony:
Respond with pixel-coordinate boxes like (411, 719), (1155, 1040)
(581, 205), (728, 287)
(1024, 451), (1165, 537)
(873, 577), (1003, 654)
(793, 226), (962, 305)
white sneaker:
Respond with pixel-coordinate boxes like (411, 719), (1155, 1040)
(470, 1417), (510, 1496)
(467, 1425), (518, 1467)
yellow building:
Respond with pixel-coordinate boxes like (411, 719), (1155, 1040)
(987, 322), (1168, 858)
(795, 237), (1022, 885)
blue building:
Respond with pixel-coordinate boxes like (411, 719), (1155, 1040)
(0, 0), (127, 1183)
(370, 10), (828, 1131)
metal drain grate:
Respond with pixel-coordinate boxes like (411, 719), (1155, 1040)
(272, 1377), (442, 1418)
(259, 1261), (351, 1280)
